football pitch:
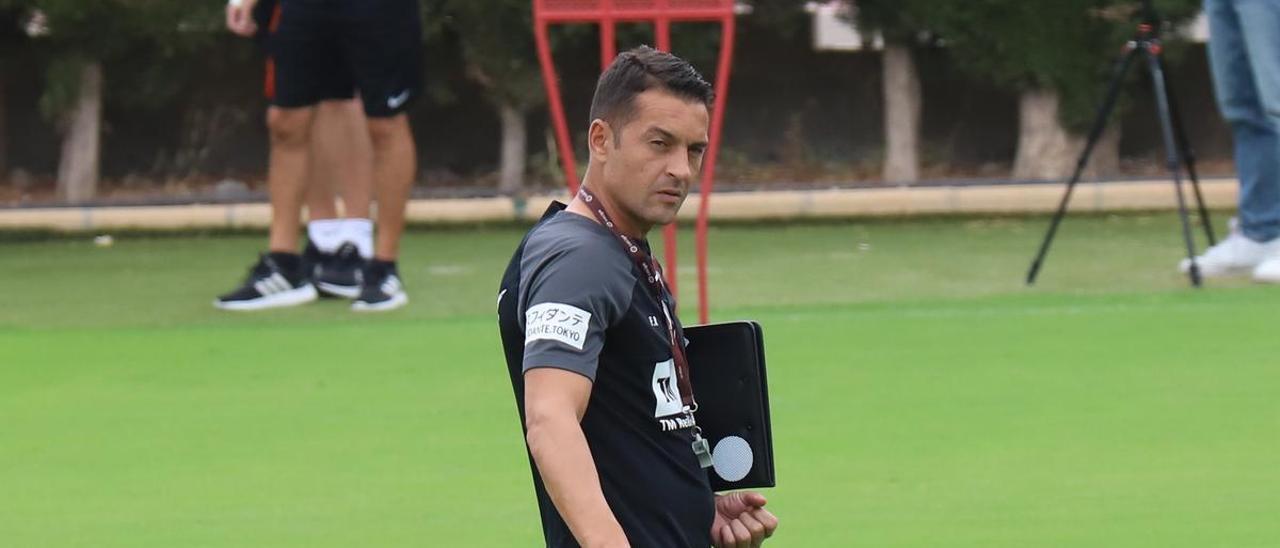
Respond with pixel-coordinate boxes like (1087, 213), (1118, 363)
(2, 213), (1278, 547)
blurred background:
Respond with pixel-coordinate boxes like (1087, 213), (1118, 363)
(0, 0), (1228, 207)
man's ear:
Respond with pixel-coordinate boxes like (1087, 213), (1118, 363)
(588, 119), (613, 160)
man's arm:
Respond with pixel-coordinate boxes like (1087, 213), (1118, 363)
(524, 367), (629, 548)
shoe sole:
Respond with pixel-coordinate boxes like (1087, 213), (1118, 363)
(1179, 262), (1254, 278)
(1253, 273), (1280, 283)
(214, 284), (318, 311)
(316, 281), (361, 299)
(351, 292), (409, 312)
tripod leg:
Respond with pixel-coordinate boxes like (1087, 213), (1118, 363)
(1146, 51), (1202, 287)
(1159, 56), (1217, 245)
(1027, 48), (1140, 285)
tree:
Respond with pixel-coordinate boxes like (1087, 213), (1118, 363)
(434, 0), (546, 196)
(853, 0), (932, 183)
(7, 0), (219, 202)
(917, 0), (1201, 180)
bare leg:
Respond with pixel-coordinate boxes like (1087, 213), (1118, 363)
(304, 171), (338, 220)
(308, 98), (374, 220)
(366, 114), (415, 260)
(266, 106), (316, 253)
(304, 120), (338, 222)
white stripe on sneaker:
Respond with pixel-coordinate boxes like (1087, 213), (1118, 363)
(253, 273), (294, 296)
(272, 273), (293, 293)
(381, 275), (402, 295)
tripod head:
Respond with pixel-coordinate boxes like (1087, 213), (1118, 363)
(1129, 0), (1164, 51)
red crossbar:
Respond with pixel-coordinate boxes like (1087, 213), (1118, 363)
(533, 0), (736, 324)
(538, 0), (735, 20)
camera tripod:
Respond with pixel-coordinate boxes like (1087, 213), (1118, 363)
(1026, 2), (1216, 287)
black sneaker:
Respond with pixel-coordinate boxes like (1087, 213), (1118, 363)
(352, 259), (408, 312)
(313, 242), (365, 299)
(301, 241), (327, 283)
(213, 252), (318, 311)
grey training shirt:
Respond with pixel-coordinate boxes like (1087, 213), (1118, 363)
(498, 207), (715, 548)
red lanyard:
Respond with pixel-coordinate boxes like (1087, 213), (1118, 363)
(576, 186), (697, 414)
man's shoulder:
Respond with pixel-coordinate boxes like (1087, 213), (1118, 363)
(519, 213), (637, 308)
(524, 212), (627, 266)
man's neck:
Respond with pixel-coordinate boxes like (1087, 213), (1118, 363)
(566, 183), (648, 240)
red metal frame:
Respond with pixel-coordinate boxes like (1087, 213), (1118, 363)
(533, 0), (737, 324)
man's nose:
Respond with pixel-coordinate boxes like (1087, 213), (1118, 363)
(667, 150), (693, 182)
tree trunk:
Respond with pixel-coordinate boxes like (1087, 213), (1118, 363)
(57, 61), (103, 203)
(882, 43), (921, 184)
(496, 99), (527, 196)
(1013, 88), (1120, 181)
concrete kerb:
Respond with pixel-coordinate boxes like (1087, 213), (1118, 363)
(0, 178), (1239, 232)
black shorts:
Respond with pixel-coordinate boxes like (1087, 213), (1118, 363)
(251, 0), (278, 49)
(265, 0), (422, 117)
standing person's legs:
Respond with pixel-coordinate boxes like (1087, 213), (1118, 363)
(213, 102), (320, 311)
(1229, 0), (1280, 242)
(304, 98), (374, 251)
(303, 98), (376, 298)
(366, 114), (416, 261)
(1229, 0), (1280, 280)
(259, 0), (325, 254)
(342, 0), (421, 311)
(1206, 0), (1280, 242)
(307, 98), (374, 224)
(1184, 0), (1280, 278)
(216, 0), (353, 310)
(266, 105), (316, 253)
(253, 0), (331, 254)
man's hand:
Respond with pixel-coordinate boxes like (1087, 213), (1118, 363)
(711, 491), (778, 547)
(225, 0), (260, 37)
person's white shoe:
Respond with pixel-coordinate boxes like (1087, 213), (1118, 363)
(1178, 218), (1280, 277)
(1252, 253), (1280, 283)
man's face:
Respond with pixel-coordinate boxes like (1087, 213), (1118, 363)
(596, 89), (710, 234)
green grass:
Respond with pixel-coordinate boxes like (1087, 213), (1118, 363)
(2, 213), (1278, 546)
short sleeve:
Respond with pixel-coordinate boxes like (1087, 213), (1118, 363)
(519, 223), (635, 381)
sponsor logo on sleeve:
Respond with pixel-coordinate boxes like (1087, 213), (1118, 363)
(525, 302), (591, 350)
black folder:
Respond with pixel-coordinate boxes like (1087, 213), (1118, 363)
(685, 321), (776, 491)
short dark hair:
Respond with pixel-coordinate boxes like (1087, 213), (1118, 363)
(588, 46), (714, 134)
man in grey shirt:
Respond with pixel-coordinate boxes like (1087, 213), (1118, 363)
(497, 47), (779, 547)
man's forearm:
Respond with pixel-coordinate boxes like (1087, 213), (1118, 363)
(526, 416), (628, 547)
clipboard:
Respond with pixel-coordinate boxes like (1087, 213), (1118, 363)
(685, 321), (776, 491)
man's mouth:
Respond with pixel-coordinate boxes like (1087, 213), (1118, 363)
(657, 189), (684, 201)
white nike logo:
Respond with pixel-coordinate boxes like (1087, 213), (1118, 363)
(387, 90), (411, 109)
(497, 289), (507, 309)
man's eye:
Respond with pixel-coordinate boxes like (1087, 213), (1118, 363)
(651, 140), (668, 148)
